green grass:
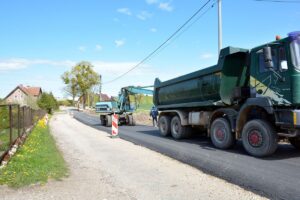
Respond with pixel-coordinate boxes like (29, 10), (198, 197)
(0, 121), (68, 188)
(0, 129), (19, 152)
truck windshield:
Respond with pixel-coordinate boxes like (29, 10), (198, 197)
(289, 32), (300, 70)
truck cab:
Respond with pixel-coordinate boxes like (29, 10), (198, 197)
(245, 32), (300, 131)
(95, 101), (118, 113)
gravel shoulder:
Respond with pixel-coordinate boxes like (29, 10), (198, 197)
(0, 112), (266, 200)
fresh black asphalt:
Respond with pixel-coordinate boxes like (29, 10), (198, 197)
(72, 110), (300, 200)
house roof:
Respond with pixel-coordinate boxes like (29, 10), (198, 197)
(100, 93), (111, 101)
(26, 87), (42, 96)
(4, 85), (42, 99)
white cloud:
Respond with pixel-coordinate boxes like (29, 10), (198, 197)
(0, 58), (75, 71)
(114, 39), (125, 47)
(95, 44), (103, 51)
(200, 53), (215, 60)
(0, 58), (158, 98)
(0, 58), (28, 71)
(117, 8), (132, 16)
(146, 0), (158, 4)
(136, 11), (152, 20)
(150, 28), (157, 32)
(78, 46), (86, 52)
(159, 2), (173, 12)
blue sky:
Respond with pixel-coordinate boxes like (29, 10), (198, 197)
(0, 0), (299, 99)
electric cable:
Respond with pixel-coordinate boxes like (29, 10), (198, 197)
(102, 0), (214, 84)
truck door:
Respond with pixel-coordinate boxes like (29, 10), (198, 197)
(251, 44), (291, 105)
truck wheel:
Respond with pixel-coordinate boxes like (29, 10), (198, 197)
(289, 137), (300, 150)
(242, 119), (278, 157)
(158, 116), (171, 137)
(128, 115), (136, 126)
(210, 118), (235, 149)
(106, 115), (112, 127)
(100, 115), (106, 126)
(170, 116), (191, 139)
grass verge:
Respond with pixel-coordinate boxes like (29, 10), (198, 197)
(0, 118), (68, 188)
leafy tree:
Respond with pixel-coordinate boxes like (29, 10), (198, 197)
(61, 61), (100, 109)
(62, 74), (79, 106)
(37, 92), (58, 114)
(58, 99), (72, 107)
(0, 106), (9, 130)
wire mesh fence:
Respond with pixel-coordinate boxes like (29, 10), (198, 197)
(0, 104), (46, 159)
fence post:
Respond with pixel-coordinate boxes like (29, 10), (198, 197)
(22, 106), (25, 134)
(18, 105), (20, 137)
(30, 108), (33, 125)
(9, 105), (12, 146)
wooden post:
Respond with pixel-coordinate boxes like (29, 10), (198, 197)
(18, 105), (20, 137)
(9, 105), (12, 146)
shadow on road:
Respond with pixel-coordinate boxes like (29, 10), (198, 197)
(135, 129), (300, 160)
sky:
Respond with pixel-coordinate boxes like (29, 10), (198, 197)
(0, 0), (299, 99)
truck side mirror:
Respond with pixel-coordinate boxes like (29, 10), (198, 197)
(263, 46), (274, 69)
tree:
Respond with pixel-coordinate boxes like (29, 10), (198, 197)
(62, 72), (79, 106)
(37, 92), (58, 114)
(61, 61), (100, 109)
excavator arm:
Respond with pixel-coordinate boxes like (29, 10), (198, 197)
(118, 86), (153, 112)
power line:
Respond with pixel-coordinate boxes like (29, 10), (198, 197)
(102, 0), (214, 85)
(254, 0), (300, 3)
(134, 1), (217, 67)
(117, 6), (217, 81)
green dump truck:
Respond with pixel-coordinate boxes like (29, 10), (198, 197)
(154, 31), (300, 157)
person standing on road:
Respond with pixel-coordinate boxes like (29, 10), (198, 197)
(150, 106), (159, 127)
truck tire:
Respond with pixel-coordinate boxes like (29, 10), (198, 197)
(128, 115), (136, 126)
(170, 116), (191, 139)
(158, 115), (171, 137)
(100, 115), (106, 126)
(106, 115), (112, 127)
(210, 118), (235, 149)
(289, 137), (300, 150)
(242, 119), (278, 157)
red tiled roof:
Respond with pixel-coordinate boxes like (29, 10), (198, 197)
(19, 85), (29, 95)
(19, 85), (41, 96)
(4, 85), (42, 99)
(100, 93), (110, 101)
(26, 87), (42, 96)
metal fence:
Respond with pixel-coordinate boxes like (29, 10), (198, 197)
(0, 104), (46, 159)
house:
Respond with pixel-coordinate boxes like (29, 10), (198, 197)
(4, 85), (42, 107)
(99, 93), (111, 102)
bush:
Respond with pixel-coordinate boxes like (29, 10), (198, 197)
(37, 92), (58, 114)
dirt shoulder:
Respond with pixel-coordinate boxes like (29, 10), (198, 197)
(0, 112), (266, 200)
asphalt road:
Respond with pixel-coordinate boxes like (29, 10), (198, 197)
(72, 110), (300, 200)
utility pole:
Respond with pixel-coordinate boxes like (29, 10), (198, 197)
(99, 75), (102, 101)
(218, 0), (222, 55)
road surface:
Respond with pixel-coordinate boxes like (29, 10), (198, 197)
(73, 110), (300, 200)
(1, 112), (264, 200)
